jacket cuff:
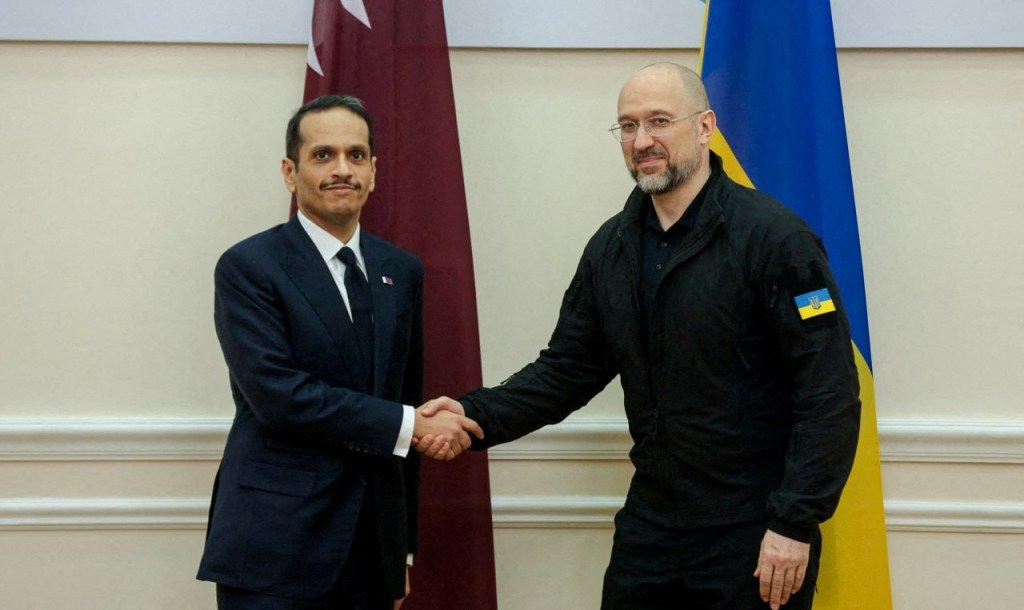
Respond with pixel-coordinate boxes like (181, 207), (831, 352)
(767, 518), (814, 543)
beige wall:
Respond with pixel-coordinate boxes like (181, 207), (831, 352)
(1, 42), (1022, 609)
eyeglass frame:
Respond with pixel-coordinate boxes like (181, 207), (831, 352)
(608, 110), (707, 143)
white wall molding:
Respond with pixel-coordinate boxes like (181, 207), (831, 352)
(885, 501), (1024, 534)
(0, 497), (210, 531)
(876, 420), (1024, 464)
(3, 496), (1023, 534)
(494, 418), (1024, 464)
(0, 418), (231, 461)
(1, 416), (1022, 464)
(490, 496), (622, 529)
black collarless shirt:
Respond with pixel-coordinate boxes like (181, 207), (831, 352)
(639, 178), (712, 344)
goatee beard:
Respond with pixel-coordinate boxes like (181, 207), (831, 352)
(631, 156), (699, 196)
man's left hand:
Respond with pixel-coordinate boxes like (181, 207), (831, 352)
(753, 528), (810, 610)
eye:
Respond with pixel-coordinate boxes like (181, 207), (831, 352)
(313, 150), (331, 161)
(350, 151), (365, 161)
(649, 116), (672, 128)
(620, 121), (639, 133)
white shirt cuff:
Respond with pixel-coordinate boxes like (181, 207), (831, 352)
(393, 404), (415, 457)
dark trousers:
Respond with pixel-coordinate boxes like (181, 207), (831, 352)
(601, 509), (821, 610)
(217, 498), (393, 610)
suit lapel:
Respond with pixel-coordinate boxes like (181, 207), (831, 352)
(280, 218), (367, 387)
(361, 233), (397, 396)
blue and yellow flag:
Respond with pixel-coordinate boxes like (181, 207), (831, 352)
(699, 1), (892, 607)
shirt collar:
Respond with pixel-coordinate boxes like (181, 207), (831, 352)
(296, 210), (364, 267)
(643, 176), (711, 236)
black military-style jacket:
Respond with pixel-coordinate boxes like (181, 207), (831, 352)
(462, 152), (861, 541)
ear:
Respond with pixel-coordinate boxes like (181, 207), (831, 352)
(697, 110), (717, 145)
(367, 155), (377, 194)
(280, 158), (298, 194)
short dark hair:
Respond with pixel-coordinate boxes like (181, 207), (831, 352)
(285, 94), (374, 165)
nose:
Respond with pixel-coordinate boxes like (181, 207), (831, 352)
(632, 125), (656, 150)
(331, 156), (354, 179)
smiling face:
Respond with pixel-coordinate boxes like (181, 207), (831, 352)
(617, 65), (711, 196)
(281, 107), (376, 241)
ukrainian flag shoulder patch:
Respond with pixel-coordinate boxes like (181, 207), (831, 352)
(794, 288), (836, 320)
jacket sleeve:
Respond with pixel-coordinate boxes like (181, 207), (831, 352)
(213, 247), (405, 457)
(760, 230), (862, 541)
(461, 250), (619, 448)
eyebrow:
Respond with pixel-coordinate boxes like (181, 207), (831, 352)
(617, 109), (674, 122)
(307, 143), (370, 155)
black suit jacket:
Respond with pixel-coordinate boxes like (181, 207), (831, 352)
(197, 216), (423, 600)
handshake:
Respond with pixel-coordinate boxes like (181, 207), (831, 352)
(412, 397), (484, 461)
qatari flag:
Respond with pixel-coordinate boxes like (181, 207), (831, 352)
(300, 0), (497, 608)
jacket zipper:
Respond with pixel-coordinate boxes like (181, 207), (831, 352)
(619, 227), (660, 440)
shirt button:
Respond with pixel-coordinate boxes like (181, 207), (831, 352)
(656, 264), (663, 270)
(660, 242), (668, 247)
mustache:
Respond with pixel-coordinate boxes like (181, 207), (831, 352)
(320, 179), (361, 191)
(632, 148), (667, 162)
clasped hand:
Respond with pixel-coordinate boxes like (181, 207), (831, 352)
(412, 396), (483, 461)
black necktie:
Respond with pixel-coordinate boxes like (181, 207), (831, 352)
(337, 246), (374, 388)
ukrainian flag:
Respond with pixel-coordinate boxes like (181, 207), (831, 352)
(699, 1), (892, 607)
(795, 288), (837, 320)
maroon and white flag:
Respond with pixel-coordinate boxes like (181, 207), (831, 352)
(301, 1), (497, 608)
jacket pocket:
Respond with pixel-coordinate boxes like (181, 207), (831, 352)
(238, 460), (316, 498)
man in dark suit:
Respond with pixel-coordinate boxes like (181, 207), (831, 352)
(197, 94), (482, 609)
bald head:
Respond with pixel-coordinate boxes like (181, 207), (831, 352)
(615, 62), (716, 205)
(619, 62), (710, 116)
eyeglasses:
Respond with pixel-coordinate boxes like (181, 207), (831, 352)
(608, 110), (706, 143)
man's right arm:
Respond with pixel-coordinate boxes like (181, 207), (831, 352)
(418, 253), (618, 454)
